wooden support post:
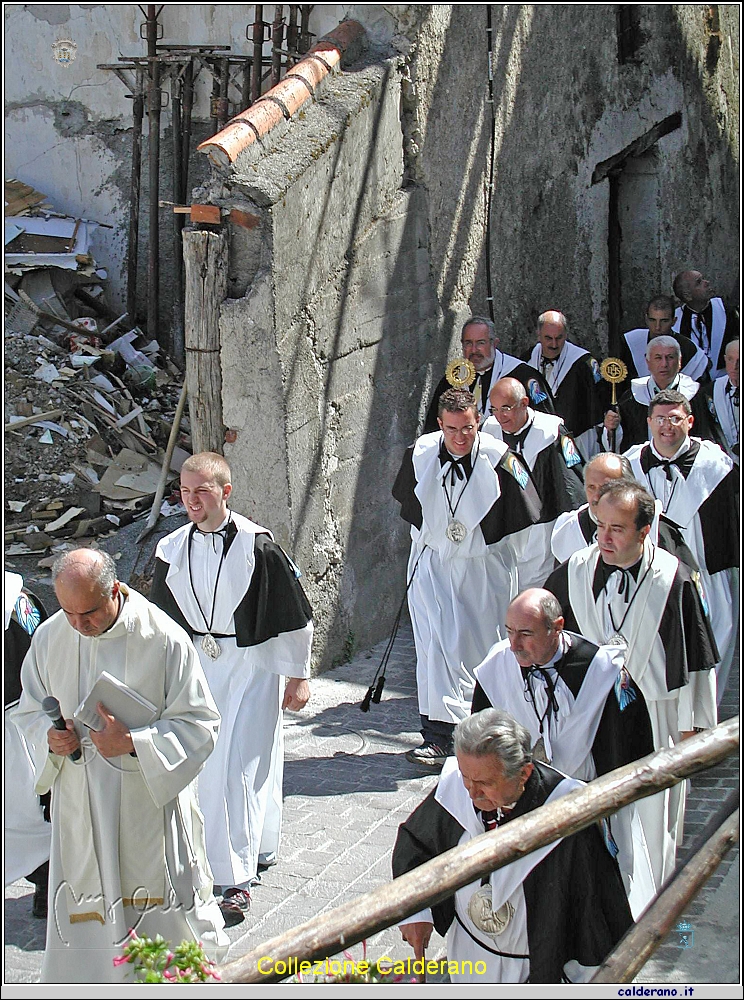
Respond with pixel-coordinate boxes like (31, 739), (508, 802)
(592, 802), (739, 983)
(183, 229), (227, 455)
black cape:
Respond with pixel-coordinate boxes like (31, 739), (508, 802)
(5, 588), (48, 709)
(472, 632), (654, 776)
(423, 360), (555, 434)
(636, 439), (739, 575)
(392, 761), (633, 983)
(521, 350), (610, 437)
(544, 556), (719, 694)
(150, 530), (313, 648)
(508, 425), (585, 524)
(676, 301), (737, 375)
(620, 330), (709, 382)
(392, 439), (542, 544)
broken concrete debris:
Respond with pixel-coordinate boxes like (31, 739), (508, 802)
(5, 332), (189, 567)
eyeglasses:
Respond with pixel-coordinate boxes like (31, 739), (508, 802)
(650, 414), (687, 427)
(492, 404), (524, 415)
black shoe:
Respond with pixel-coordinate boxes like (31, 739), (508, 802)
(32, 884), (48, 919)
(405, 742), (450, 768)
(219, 887), (251, 927)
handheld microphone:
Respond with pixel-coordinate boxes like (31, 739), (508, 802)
(42, 696), (82, 761)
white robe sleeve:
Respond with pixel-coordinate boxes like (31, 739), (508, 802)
(243, 621), (314, 679)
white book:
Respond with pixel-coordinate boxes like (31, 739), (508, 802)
(75, 670), (158, 732)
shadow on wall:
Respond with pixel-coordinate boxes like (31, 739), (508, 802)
(291, 7), (500, 667)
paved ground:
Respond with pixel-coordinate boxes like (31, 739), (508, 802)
(4, 622), (739, 987)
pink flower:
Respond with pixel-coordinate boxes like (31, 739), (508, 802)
(112, 954), (131, 967)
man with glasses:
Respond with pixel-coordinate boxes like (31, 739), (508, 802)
(626, 389), (738, 703)
(482, 377), (585, 588)
(393, 388), (541, 766)
(423, 316), (554, 432)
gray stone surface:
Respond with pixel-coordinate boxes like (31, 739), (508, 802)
(4, 622), (739, 985)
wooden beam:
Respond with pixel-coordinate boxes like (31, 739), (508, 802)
(592, 112), (682, 184)
(183, 228), (227, 454)
(592, 804), (739, 982)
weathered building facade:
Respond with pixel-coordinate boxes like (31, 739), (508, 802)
(5, 5), (739, 667)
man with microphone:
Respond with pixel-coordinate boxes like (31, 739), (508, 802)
(13, 548), (227, 982)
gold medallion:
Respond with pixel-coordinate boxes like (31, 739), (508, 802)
(599, 357), (629, 405)
(445, 357), (476, 389)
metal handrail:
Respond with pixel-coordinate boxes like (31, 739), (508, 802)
(219, 717), (739, 983)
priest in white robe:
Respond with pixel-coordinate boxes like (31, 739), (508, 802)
(545, 481), (718, 893)
(12, 548), (227, 984)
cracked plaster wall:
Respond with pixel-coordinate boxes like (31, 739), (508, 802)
(395, 5), (739, 361)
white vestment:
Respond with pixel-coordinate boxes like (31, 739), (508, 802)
(626, 438), (736, 703)
(622, 327), (709, 381)
(154, 513), (312, 887)
(407, 433), (529, 724)
(563, 540), (716, 892)
(673, 297), (728, 380)
(709, 374), (739, 463)
(473, 635), (655, 916)
(12, 587), (227, 983)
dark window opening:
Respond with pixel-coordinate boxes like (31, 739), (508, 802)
(616, 6), (645, 65)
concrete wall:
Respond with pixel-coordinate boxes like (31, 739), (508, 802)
(400, 4), (739, 358)
(209, 54), (441, 665)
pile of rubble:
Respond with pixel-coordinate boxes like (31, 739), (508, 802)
(5, 180), (188, 569)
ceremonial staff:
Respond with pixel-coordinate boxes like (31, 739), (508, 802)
(600, 357), (628, 452)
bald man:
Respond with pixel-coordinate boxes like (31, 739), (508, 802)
(13, 548), (226, 982)
(672, 270), (737, 380)
(482, 377), (584, 588)
(471, 588), (654, 916)
(524, 310), (607, 456)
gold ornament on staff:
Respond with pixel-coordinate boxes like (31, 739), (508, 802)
(599, 357), (628, 406)
(600, 357), (628, 453)
(445, 357), (476, 389)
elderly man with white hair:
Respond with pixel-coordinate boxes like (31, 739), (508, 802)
(596, 335), (713, 453)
